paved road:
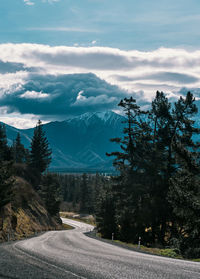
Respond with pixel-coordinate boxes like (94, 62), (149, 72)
(0, 218), (200, 279)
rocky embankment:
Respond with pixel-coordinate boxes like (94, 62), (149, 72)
(0, 176), (62, 242)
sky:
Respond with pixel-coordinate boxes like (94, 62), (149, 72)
(1, 0), (200, 128)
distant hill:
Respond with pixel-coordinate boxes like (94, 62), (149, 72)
(3, 111), (125, 171)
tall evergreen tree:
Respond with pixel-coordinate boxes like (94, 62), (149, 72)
(0, 123), (12, 161)
(0, 162), (13, 211)
(80, 173), (94, 214)
(40, 173), (61, 216)
(96, 91), (200, 252)
(13, 133), (29, 163)
(106, 97), (151, 242)
(30, 120), (52, 174)
(171, 92), (200, 173)
(167, 92), (200, 257)
(95, 182), (117, 239)
(0, 124), (13, 222)
(147, 91), (174, 244)
(168, 170), (200, 258)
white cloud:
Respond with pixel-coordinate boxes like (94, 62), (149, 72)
(20, 90), (50, 99)
(24, 0), (35, 5)
(1, 116), (42, 129)
(0, 43), (200, 96)
(24, 0), (60, 5)
(1, 43), (200, 127)
(0, 106), (42, 129)
(76, 90), (85, 101)
(42, 0), (60, 3)
(27, 27), (99, 33)
(73, 94), (117, 107)
(74, 89), (117, 107)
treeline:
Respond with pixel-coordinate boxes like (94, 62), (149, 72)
(1, 91), (200, 258)
(58, 173), (111, 215)
(96, 91), (200, 258)
(0, 120), (60, 217)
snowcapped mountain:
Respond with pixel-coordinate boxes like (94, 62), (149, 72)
(3, 111), (125, 171)
(4, 109), (200, 172)
(65, 111), (123, 126)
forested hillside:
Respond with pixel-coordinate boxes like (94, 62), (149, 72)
(0, 121), (62, 241)
(58, 173), (111, 214)
(1, 90), (200, 259)
(95, 91), (200, 259)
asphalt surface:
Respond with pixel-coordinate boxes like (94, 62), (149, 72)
(0, 218), (200, 279)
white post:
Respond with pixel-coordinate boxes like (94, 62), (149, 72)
(138, 236), (141, 249)
(112, 233), (114, 241)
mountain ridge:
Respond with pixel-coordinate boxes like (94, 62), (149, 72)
(2, 111), (125, 171)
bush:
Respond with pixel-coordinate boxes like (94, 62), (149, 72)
(160, 249), (178, 258)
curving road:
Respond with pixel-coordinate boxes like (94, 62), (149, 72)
(0, 218), (200, 279)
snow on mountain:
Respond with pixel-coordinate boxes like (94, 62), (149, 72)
(65, 111), (123, 126)
(4, 111), (125, 171)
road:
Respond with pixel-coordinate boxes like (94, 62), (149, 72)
(0, 218), (200, 279)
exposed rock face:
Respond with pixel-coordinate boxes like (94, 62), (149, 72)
(0, 177), (62, 242)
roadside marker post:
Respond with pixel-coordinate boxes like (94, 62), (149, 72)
(138, 236), (141, 249)
(112, 233), (114, 241)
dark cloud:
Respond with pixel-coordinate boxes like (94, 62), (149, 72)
(145, 72), (198, 84)
(32, 51), (183, 71)
(25, 48), (200, 71)
(0, 60), (40, 74)
(31, 50), (134, 70)
(114, 72), (199, 84)
(0, 60), (26, 74)
(0, 73), (128, 118)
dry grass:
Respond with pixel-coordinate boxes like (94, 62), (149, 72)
(112, 240), (182, 259)
(62, 223), (74, 230)
(0, 176), (63, 242)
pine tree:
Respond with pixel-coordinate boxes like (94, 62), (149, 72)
(169, 170), (200, 258)
(99, 92), (200, 249)
(167, 92), (200, 257)
(13, 133), (29, 163)
(147, 91), (174, 244)
(80, 173), (94, 214)
(171, 92), (200, 173)
(106, 97), (151, 243)
(0, 123), (12, 161)
(0, 161), (13, 210)
(95, 182), (117, 239)
(40, 173), (61, 216)
(30, 120), (52, 174)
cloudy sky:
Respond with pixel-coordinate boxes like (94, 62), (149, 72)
(1, 0), (200, 128)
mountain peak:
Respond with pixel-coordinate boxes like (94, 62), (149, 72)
(95, 111), (118, 121)
(4, 111), (125, 170)
(65, 111), (123, 125)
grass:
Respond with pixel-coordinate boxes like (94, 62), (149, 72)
(62, 223), (74, 230)
(109, 239), (182, 259)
